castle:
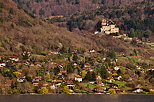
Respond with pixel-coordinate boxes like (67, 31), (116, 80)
(100, 19), (119, 35)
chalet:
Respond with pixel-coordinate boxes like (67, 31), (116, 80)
(65, 79), (75, 88)
(149, 88), (154, 93)
(50, 84), (56, 90)
(83, 67), (91, 70)
(83, 63), (91, 70)
(136, 65), (141, 70)
(65, 79), (73, 84)
(133, 38), (142, 44)
(89, 49), (95, 53)
(96, 75), (102, 80)
(56, 63), (64, 68)
(41, 81), (49, 87)
(115, 76), (122, 80)
(93, 87), (104, 92)
(107, 77), (114, 83)
(73, 63), (78, 66)
(89, 81), (97, 84)
(148, 66), (154, 71)
(32, 76), (42, 82)
(52, 80), (62, 86)
(114, 66), (120, 71)
(74, 75), (82, 82)
(33, 81), (39, 86)
(29, 62), (34, 66)
(0, 62), (6, 67)
(84, 63), (91, 67)
(103, 58), (106, 61)
(133, 88), (144, 93)
(9, 56), (19, 62)
(22, 51), (31, 58)
(17, 75), (26, 83)
(49, 51), (59, 55)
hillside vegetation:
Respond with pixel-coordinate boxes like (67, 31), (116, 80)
(0, 0), (101, 55)
(13, 0), (144, 17)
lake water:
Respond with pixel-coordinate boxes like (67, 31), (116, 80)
(0, 94), (153, 102)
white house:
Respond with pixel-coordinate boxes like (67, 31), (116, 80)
(17, 75), (26, 83)
(0, 62), (6, 67)
(133, 89), (144, 93)
(10, 56), (19, 62)
(50, 85), (56, 89)
(114, 66), (120, 71)
(75, 76), (82, 82)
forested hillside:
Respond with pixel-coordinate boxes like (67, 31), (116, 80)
(13, 0), (144, 17)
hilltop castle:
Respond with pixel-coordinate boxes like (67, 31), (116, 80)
(100, 19), (119, 35)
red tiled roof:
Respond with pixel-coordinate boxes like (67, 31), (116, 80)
(10, 56), (18, 58)
(84, 63), (90, 65)
(107, 77), (113, 79)
(132, 56), (142, 58)
(83, 67), (91, 70)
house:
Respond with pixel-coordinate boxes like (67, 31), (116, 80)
(93, 87), (105, 92)
(107, 77), (114, 83)
(49, 51), (59, 55)
(50, 84), (56, 90)
(149, 88), (154, 93)
(114, 66), (120, 71)
(83, 67), (91, 70)
(65, 79), (75, 89)
(133, 38), (142, 44)
(17, 75), (26, 83)
(84, 63), (91, 67)
(73, 63), (78, 66)
(32, 76), (42, 82)
(83, 63), (91, 70)
(60, 68), (67, 74)
(9, 56), (19, 62)
(0, 56), (4, 60)
(89, 49), (95, 53)
(89, 81), (97, 84)
(74, 75), (82, 82)
(0, 62), (6, 67)
(33, 81), (39, 86)
(116, 76), (122, 80)
(133, 88), (144, 93)
(148, 66), (154, 71)
(96, 75), (102, 80)
(52, 80), (62, 87)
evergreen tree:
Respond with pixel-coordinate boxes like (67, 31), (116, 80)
(84, 71), (91, 81)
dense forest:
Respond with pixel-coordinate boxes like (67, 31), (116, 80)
(13, 0), (145, 17)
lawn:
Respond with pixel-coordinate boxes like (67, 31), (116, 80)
(127, 56), (141, 63)
(150, 57), (154, 61)
(32, 54), (45, 57)
(111, 81), (126, 86)
(80, 83), (96, 88)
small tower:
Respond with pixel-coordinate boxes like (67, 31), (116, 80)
(102, 19), (107, 26)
